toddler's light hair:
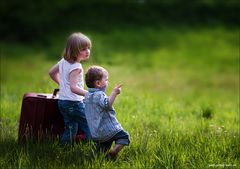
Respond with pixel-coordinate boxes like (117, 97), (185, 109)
(85, 66), (108, 88)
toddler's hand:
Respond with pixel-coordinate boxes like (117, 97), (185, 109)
(113, 84), (122, 95)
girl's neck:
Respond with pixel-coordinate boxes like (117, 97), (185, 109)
(66, 58), (81, 64)
(76, 55), (84, 63)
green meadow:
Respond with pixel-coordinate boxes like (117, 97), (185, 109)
(0, 26), (239, 168)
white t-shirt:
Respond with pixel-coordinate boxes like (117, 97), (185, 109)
(58, 58), (84, 101)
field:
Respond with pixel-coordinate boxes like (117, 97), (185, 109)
(0, 26), (239, 168)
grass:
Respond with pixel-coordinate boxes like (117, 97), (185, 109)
(0, 26), (239, 168)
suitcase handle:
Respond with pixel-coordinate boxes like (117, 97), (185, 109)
(52, 88), (59, 98)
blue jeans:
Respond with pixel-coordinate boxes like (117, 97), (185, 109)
(58, 100), (91, 145)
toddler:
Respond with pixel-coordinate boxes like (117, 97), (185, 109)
(84, 65), (130, 159)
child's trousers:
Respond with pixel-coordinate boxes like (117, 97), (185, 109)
(58, 100), (91, 145)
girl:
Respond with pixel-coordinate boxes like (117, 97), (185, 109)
(49, 32), (91, 145)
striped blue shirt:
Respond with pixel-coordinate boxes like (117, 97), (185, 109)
(84, 88), (123, 142)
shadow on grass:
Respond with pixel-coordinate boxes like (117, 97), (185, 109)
(0, 138), (98, 168)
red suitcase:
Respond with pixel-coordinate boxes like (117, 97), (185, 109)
(18, 89), (64, 142)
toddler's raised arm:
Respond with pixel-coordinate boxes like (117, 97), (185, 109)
(109, 84), (122, 107)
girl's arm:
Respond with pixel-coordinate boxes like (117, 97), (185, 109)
(108, 84), (122, 107)
(69, 68), (88, 96)
(49, 63), (60, 85)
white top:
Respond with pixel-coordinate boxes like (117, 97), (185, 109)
(58, 58), (84, 101)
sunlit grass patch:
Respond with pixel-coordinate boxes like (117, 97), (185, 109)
(0, 26), (239, 168)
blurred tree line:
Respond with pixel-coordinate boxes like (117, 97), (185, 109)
(1, 0), (239, 42)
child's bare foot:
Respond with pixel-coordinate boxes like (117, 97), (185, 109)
(106, 151), (117, 161)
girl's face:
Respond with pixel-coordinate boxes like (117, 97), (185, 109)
(77, 47), (90, 61)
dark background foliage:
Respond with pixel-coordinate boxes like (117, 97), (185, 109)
(1, 0), (239, 42)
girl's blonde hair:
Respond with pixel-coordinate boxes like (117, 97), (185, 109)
(63, 32), (92, 63)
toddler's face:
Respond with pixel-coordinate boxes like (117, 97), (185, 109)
(98, 74), (108, 90)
